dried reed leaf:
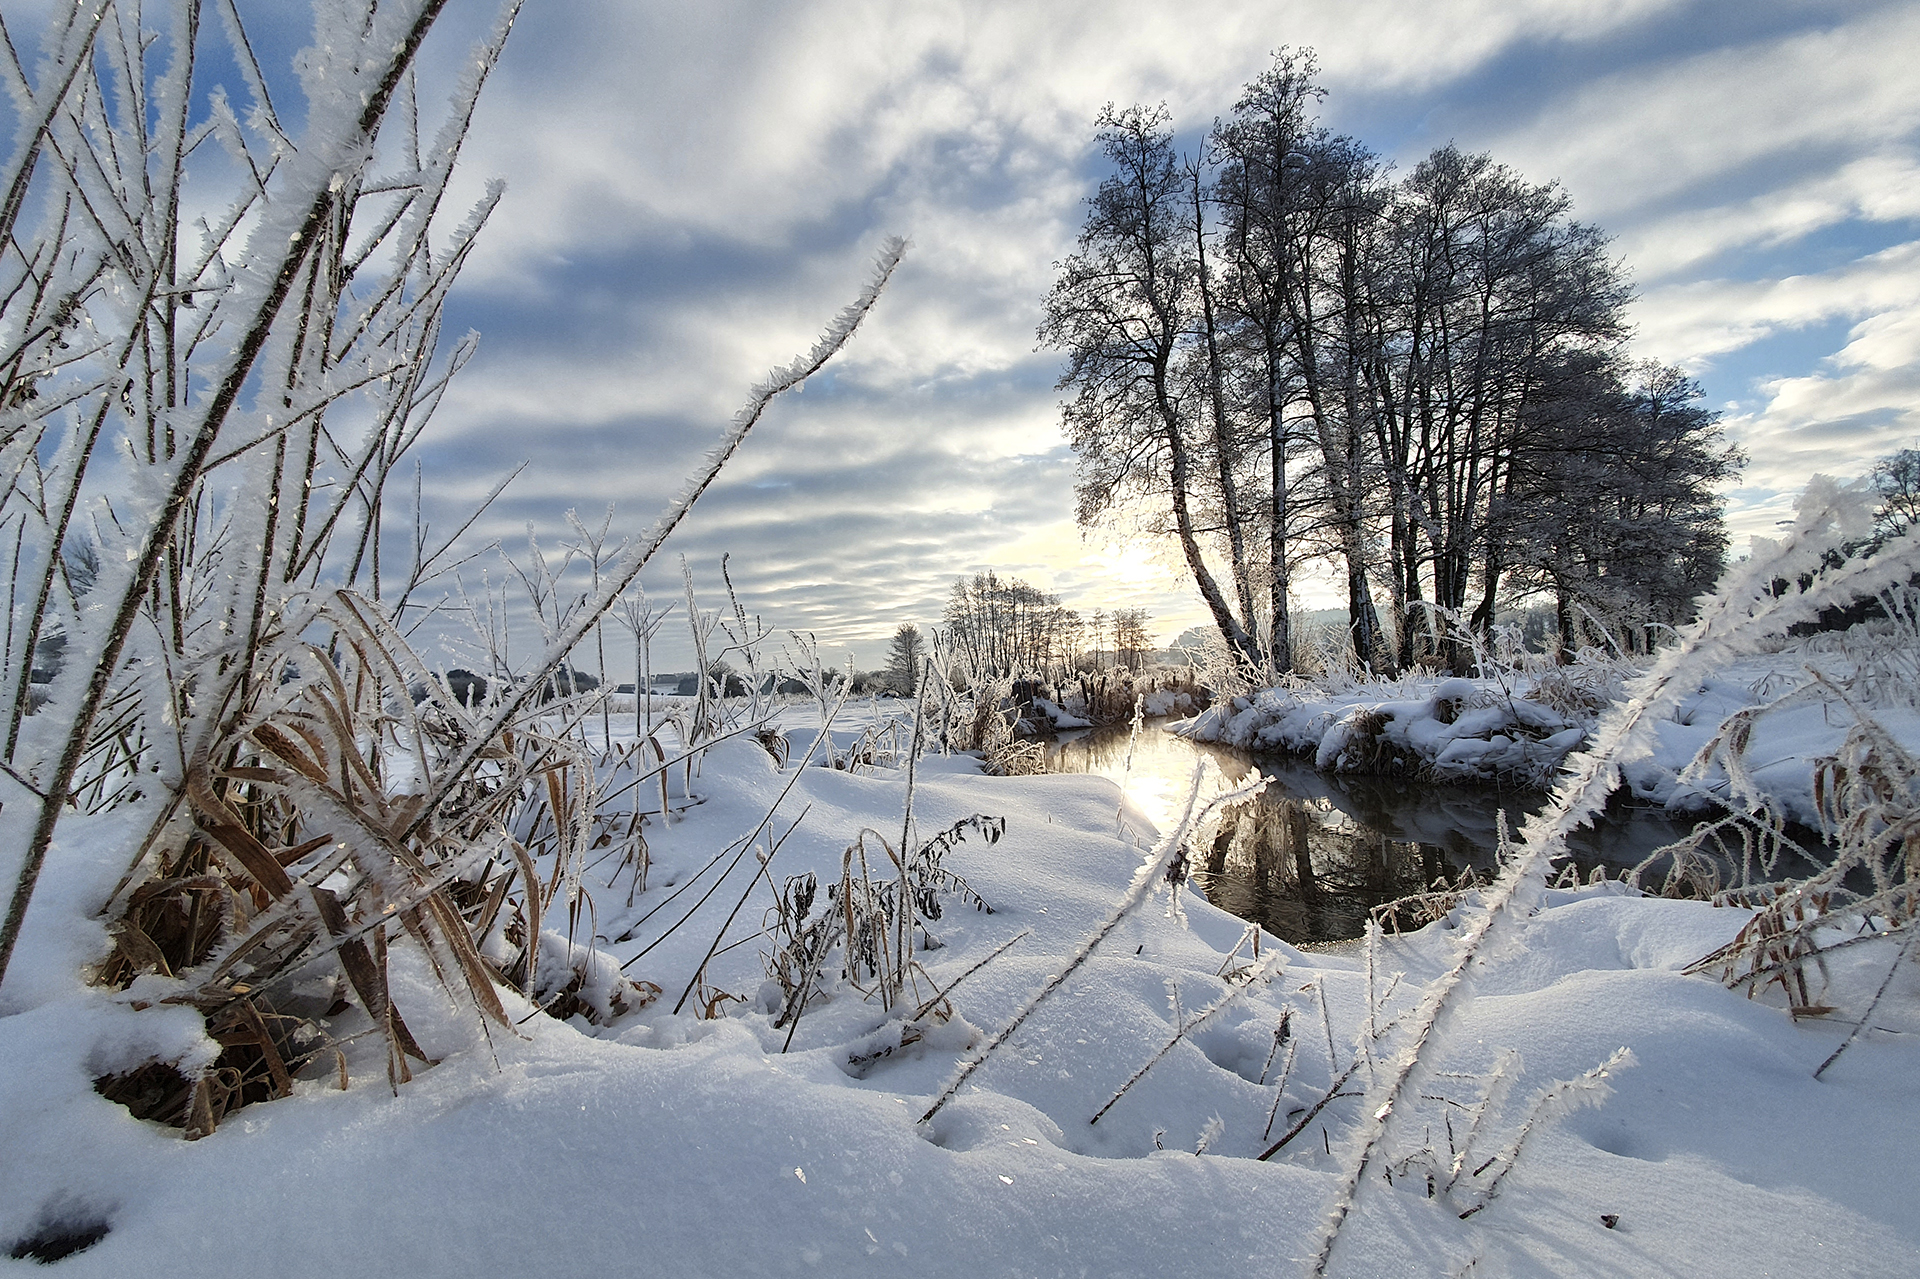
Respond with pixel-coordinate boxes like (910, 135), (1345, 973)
(275, 832), (334, 867)
(310, 886), (429, 1068)
(224, 766), (284, 784)
(253, 723), (329, 784)
(108, 918), (173, 979)
(385, 794), (425, 839)
(186, 761), (295, 899)
(220, 997), (294, 1099)
(183, 1075), (218, 1141)
(202, 901), (320, 990)
(417, 887), (514, 1029)
(506, 839), (543, 991)
(471, 868), (513, 945)
(287, 720), (333, 774)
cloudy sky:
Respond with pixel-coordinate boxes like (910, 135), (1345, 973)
(26, 1), (1920, 671)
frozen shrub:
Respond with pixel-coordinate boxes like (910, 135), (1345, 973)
(0, 0), (905, 1133)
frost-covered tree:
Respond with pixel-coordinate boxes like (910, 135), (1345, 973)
(1370, 145), (1630, 671)
(941, 571), (1078, 678)
(883, 621), (925, 693)
(1210, 47), (1323, 673)
(1500, 362), (1740, 656)
(1110, 607), (1153, 671)
(1055, 50), (1729, 680)
(1872, 448), (1920, 540)
(1038, 105), (1262, 670)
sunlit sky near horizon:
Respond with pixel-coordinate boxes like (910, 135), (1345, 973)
(16, 0), (1920, 672)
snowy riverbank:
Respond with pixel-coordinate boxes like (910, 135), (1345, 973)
(10, 484), (1920, 1275)
(1172, 625), (1920, 829)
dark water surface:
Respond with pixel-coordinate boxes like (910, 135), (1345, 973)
(1045, 721), (1708, 945)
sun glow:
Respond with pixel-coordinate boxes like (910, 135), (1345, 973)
(987, 521), (1208, 631)
(1082, 540), (1166, 588)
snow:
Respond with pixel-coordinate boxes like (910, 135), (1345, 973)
(5, 705), (1919, 1276)
(1030, 696), (1093, 731)
(1174, 633), (1920, 828)
(1137, 687), (1196, 717)
(1620, 651), (1920, 823)
(1175, 676), (1589, 783)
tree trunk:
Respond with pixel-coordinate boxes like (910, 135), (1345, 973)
(1266, 336), (1293, 671)
(1157, 365), (1260, 667)
(1190, 168), (1260, 641)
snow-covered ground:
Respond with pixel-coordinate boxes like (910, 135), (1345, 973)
(1620, 647), (1920, 823)
(1177, 674), (1590, 784)
(5, 710), (1918, 1276)
(1175, 630), (1920, 829)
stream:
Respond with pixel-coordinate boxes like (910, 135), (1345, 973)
(1045, 720), (1724, 945)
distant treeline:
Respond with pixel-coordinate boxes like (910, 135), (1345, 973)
(939, 571), (1154, 679)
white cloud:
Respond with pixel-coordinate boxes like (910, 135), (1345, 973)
(1731, 300), (1920, 493)
(1491, 4), (1920, 227)
(1618, 149), (1920, 283)
(1632, 239), (1920, 365)
(1626, 236), (1920, 549)
(391, 0), (1920, 665)
(447, 0), (1688, 286)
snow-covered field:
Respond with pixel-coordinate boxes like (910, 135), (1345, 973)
(8, 484), (1919, 1276)
(6, 714), (1918, 1276)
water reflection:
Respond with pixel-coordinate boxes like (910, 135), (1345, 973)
(1046, 721), (1703, 945)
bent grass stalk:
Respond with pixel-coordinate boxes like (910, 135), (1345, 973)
(403, 238), (907, 847)
(1307, 478), (1920, 1276)
(920, 765), (1266, 1124)
(1090, 947), (1286, 1124)
(668, 685), (857, 1013)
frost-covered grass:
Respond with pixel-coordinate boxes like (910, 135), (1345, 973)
(4, 1), (1919, 1268)
(1620, 620), (1920, 825)
(6, 718), (1919, 1275)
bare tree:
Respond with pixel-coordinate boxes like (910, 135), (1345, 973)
(942, 572), (1077, 678)
(1376, 146), (1631, 670)
(1039, 104), (1261, 669)
(1073, 50), (1697, 680)
(1501, 362), (1741, 658)
(1873, 448), (1920, 540)
(1111, 607), (1153, 671)
(1211, 48), (1324, 672)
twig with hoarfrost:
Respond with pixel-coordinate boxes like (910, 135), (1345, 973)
(668, 678), (858, 1013)
(1455, 1048), (1634, 1218)
(1091, 947), (1286, 1124)
(1442, 1049), (1520, 1196)
(1307, 477), (1918, 1277)
(1814, 928), (1919, 1080)
(919, 764), (1267, 1124)
(1258, 1041), (1370, 1161)
(1, 0), (476, 993)
(913, 929), (1031, 1021)
(403, 238), (908, 843)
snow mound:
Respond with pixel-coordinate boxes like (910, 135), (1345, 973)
(1176, 677), (1585, 782)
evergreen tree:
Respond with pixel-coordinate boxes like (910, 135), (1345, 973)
(884, 622), (925, 694)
